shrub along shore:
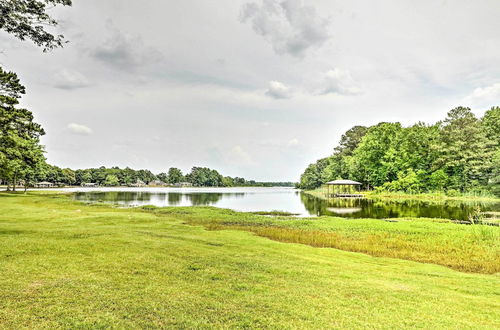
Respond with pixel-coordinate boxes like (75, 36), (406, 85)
(1, 192), (499, 328)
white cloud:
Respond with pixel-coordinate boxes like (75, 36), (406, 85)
(463, 83), (500, 107)
(93, 22), (163, 70)
(266, 80), (292, 99)
(53, 69), (91, 90)
(229, 145), (253, 164)
(240, 0), (331, 57)
(288, 138), (299, 146)
(67, 123), (93, 135)
(321, 68), (362, 96)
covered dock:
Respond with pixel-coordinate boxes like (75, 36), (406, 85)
(325, 180), (364, 198)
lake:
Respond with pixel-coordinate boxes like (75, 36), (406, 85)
(64, 187), (500, 220)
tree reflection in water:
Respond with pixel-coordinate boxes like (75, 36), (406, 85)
(299, 193), (499, 220)
(74, 190), (499, 220)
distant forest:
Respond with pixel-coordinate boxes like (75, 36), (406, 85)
(297, 106), (499, 196)
(5, 164), (294, 188)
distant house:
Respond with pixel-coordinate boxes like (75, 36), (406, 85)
(129, 180), (146, 187)
(148, 180), (166, 187)
(174, 182), (192, 187)
(81, 183), (99, 187)
(34, 182), (54, 188)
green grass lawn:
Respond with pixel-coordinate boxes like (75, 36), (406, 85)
(1, 192), (499, 328)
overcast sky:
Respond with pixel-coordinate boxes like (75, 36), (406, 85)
(1, 0), (499, 181)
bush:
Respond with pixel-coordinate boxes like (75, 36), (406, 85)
(446, 189), (460, 197)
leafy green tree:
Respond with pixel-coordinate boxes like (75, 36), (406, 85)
(350, 122), (402, 187)
(157, 172), (168, 183)
(434, 107), (491, 191)
(0, 0), (72, 51)
(166, 167), (184, 184)
(428, 169), (449, 192)
(297, 157), (329, 189)
(382, 169), (422, 193)
(222, 176), (234, 187)
(104, 174), (120, 186)
(79, 171), (93, 184)
(233, 177), (246, 185)
(489, 150), (500, 196)
(482, 107), (500, 145)
(137, 169), (156, 184)
(0, 69), (45, 190)
(186, 167), (224, 187)
(62, 168), (76, 185)
(334, 125), (368, 156)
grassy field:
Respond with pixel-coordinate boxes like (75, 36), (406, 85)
(1, 192), (499, 328)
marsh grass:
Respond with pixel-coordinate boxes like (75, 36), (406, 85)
(251, 210), (300, 216)
(172, 208), (500, 274)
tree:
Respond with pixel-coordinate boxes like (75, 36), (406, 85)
(0, 69), (45, 190)
(82, 172), (92, 184)
(482, 107), (500, 145)
(434, 107), (491, 191)
(489, 150), (500, 196)
(428, 169), (449, 192)
(0, 0), (72, 51)
(186, 167), (223, 187)
(166, 167), (184, 184)
(334, 125), (368, 156)
(297, 157), (329, 189)
(350, 122), (402, 187)
(104, 174), (119, 187)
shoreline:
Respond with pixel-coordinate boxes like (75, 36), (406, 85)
(303, 187), (500, 203)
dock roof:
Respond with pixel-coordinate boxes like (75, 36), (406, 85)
(326, 180), (361, 185)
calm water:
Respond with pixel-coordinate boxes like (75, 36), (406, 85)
(66, 187), (500, 220)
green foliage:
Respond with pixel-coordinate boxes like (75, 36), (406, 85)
(185, 167), (224, 187)
(166, 167), (184, 184)
(434, 107), (492, 192)
(104, 174), (119, 186)
(0, 68), (46, 191)
(31, 164), (292, 188)
(429, 169), (449, 191)
(381, 169), (422, 193)
(297, 158), (329, 189)
(298, 106), (499, 196)
(351, 122), (402, 187)
(0, 0), (72, 51)
(482, 106), (500, 146)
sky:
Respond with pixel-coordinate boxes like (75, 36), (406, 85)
(1, 0), (499, 181)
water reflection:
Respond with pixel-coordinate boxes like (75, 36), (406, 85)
(300, 193), (499, 220)
(74, 191), (246, 207)
(72, 188), (500, 220)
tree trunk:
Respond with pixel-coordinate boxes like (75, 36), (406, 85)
(12, 174), (17, 192)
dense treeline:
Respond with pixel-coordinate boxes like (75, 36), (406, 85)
(298, 107), (500, 196)
(18, 164), (293, 188)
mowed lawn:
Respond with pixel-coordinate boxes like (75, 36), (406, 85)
(0, 193), (499, 328)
